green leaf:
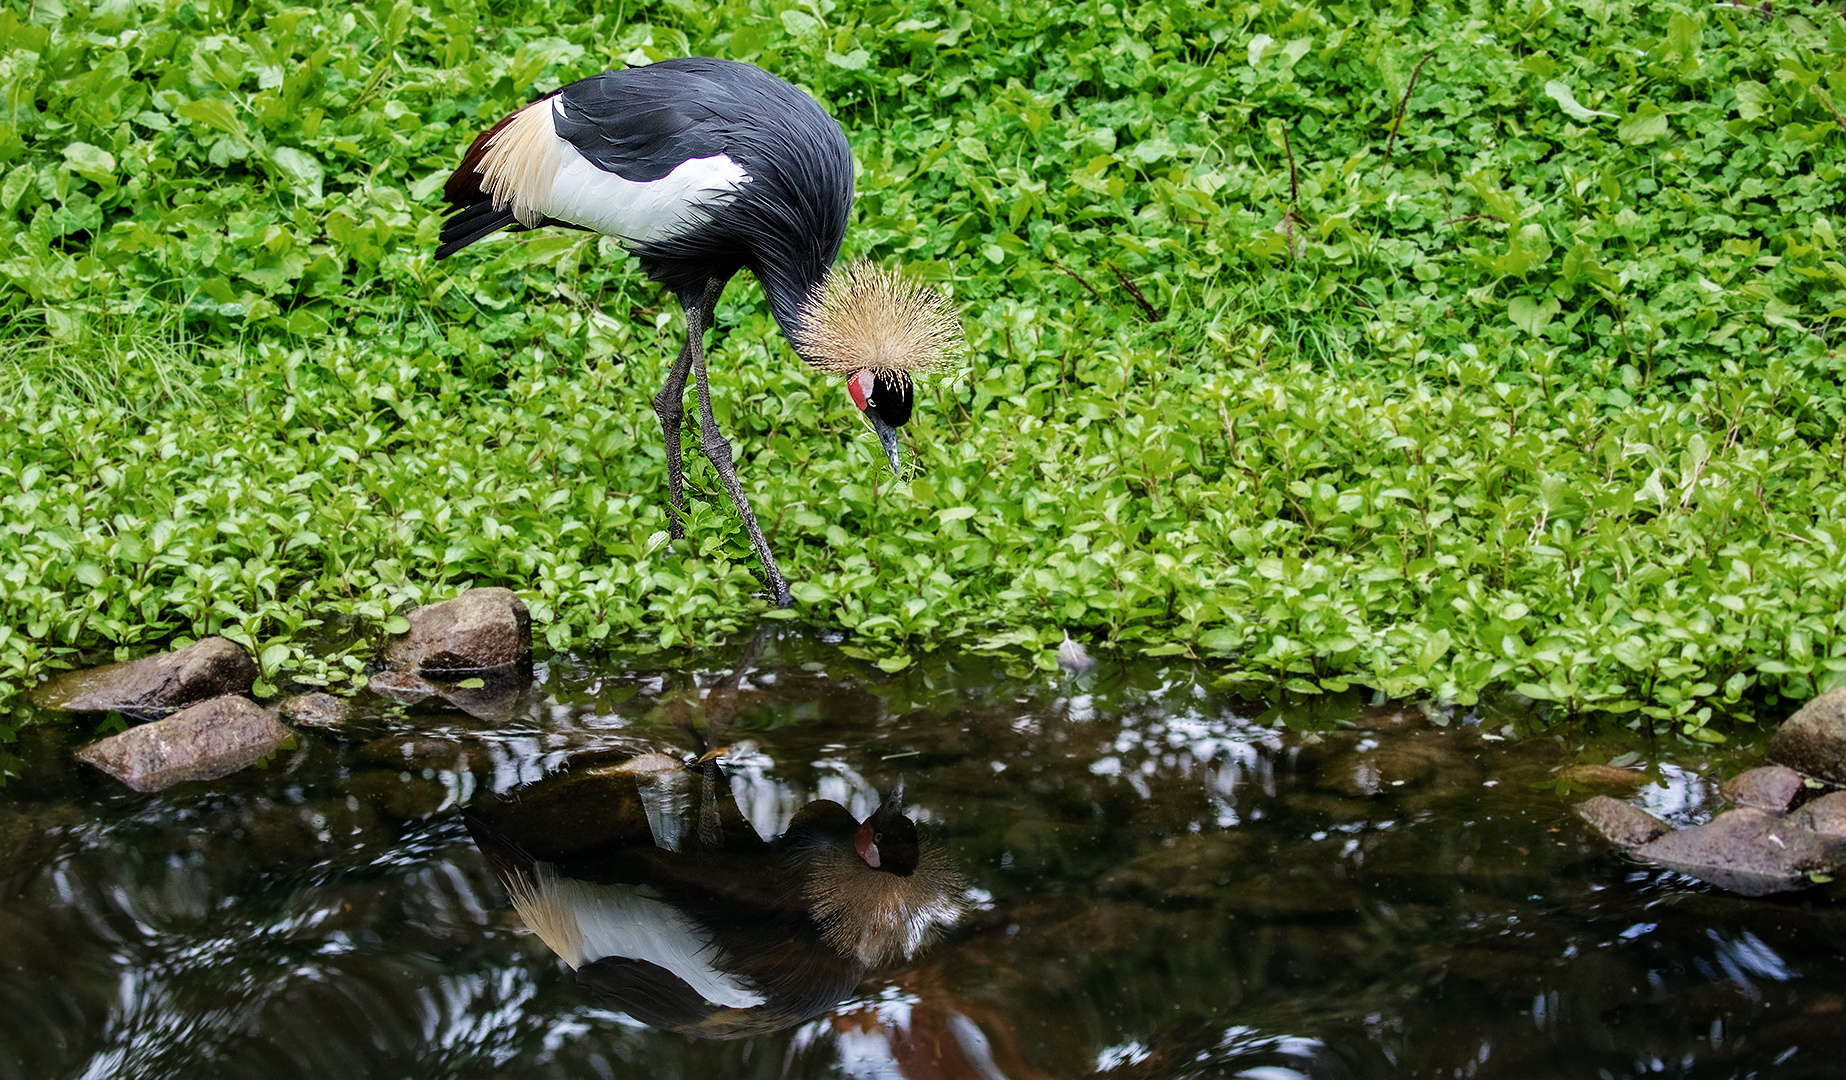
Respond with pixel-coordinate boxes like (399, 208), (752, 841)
(408, 170), (447, 202)
(1, 166), (31, 211)
(271, 147), (324, 199)
(1764, 299), (1803, 332)
(789, 581), (830, 605)
(1508, 294), (1560, 336)
(1416, 629), (1452, 674)
(384, 616), (411, 635)
(1733, 81), (1772, 121)
(175, 97), (248, 140)
(62, 142), (116, 182)
(1616, 105), (1669, 145)
(1129, 137), (1177, 165)
(779, 9), (820, 36)
(1543, 81), (1612, 121)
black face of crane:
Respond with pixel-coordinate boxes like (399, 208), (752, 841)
(846, 370), (912, 477)
(853, 792), (922, 876)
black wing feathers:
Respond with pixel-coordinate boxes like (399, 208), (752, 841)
(551, 76), (729, 183)
(575, 957), (720, 1030)
(435, 202), (519, 260)
(435, 57), (854, 333)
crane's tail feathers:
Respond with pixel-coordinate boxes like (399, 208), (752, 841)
(444, 118), (506, 208)
(444, 98), (559, 227)
(501, 864), (588, 969)
(437, 96), (561, 259)
(792, 260), (964, 380)
(436, 203), (521, 259)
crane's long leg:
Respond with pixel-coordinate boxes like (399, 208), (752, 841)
(690, 327), (794, 610)
(651, 275), (792, 608)
(651, 277), (729, 538)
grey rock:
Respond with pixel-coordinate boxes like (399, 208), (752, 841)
(277, 692), (349, 728)
(368, 668), (437, 705)
(1631, 807), (1845, 897)
(1315, 740), (1455, 797)
(1768, 687), (1846, 785)
(1576, 795), (1670, 848)
(366, 667), (530, 722)
(1786, 791), (1846, 837)
(1560, 764), (1647, 786)
(31, 637), (256, 716)
(76, 696), (292, 792)
(383, 588), (531, 675)
(1718, 765), (1805, 812)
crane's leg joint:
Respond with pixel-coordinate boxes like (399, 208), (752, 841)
(652, 388), (683, 425)
(699, 434), (734, 467)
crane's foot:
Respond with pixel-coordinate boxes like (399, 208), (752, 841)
(770, 580), (794, 609)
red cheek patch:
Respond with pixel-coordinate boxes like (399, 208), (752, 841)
(847, 370), (874, 412)
(855, 819), (880, 867)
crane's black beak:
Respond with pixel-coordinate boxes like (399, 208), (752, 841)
(867, 410), (903, 478)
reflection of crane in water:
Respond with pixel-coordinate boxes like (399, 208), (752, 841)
(465, 653), (965, 1040)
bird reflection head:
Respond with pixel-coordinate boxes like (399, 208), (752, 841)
(853, 787), (919, 874)
(806, 814), (966, 966)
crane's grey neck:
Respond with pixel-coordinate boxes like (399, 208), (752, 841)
(755, 260), (830, 362)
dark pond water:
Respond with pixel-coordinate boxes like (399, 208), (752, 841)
(3, 627), (1844, 1080)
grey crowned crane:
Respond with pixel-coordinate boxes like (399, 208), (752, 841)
(434, 58), (961, 607)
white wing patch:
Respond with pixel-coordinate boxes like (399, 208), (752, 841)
(542, 98), (750, 244)
(474, 98), (752, 242)
(546, 144), (751, 245)
(547, 875), (766, 1009)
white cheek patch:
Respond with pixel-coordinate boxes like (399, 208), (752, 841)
(540, 119), (752, 245)
(848, 370), (875, 411)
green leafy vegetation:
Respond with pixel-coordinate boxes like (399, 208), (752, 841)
(5, 0), (1846, 739)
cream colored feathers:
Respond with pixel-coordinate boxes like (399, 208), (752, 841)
(793, 260), (963, 379)
(802, 839), (967, 966)
(501, 864), (587, 968)
(475, 99), (562, 228)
